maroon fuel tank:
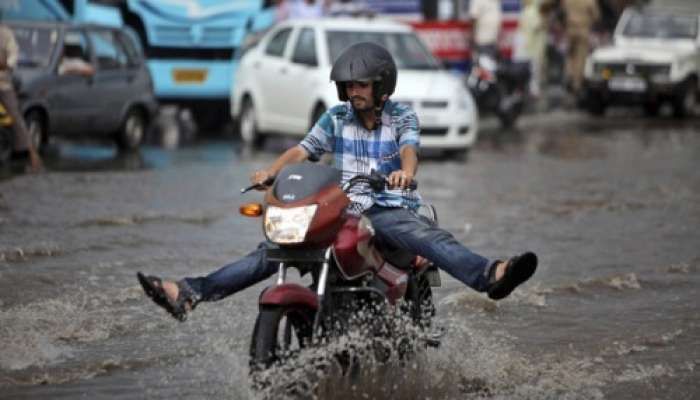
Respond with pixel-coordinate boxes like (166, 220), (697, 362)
(333, 217), (378, 280)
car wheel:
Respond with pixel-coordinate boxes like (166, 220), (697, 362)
(117, 108), (146, 150)
(643, 101), (660, 117)
(672, 80), (697, 118)
(0, 127), (13, 164)
(25, 110), (47, 153)
(586, 98), (606, 116)
(239, 98), (264, 148)
(309, 104), (326, 131)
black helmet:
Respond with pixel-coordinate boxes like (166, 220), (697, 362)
(330, 42), (397, 104)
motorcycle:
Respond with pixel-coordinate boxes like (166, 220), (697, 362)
(0, 102), (14, 165)
(466, 53), (530, 128)
(239, 163), (442, 371)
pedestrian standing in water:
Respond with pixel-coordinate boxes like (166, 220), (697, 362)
(468, 0), (503, 58)
(561, 0), (600, 97)
(0, 13), (42, 172)
(515, 0), (549, 100)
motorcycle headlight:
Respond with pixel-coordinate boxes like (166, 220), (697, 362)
(264, 205), (318, 244)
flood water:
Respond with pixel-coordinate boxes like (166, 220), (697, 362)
(1, 110), (699, 399)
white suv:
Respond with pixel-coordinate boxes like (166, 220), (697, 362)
(230, 17), (478, 157)
(583, 8), (700, 117)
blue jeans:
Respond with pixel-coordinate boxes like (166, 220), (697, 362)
(182, 206), (492, 303)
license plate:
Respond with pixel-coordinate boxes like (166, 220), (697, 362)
(608, 76), (647, 92)
(172, 68), (208, 83)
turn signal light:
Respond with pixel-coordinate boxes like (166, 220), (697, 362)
(240, 203), (263, 217)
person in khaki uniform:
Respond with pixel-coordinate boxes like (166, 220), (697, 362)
(561, 0), (600, 95)
(0, 20), (42, 172)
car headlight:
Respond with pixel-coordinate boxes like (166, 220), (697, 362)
(264, 205), (318, 244)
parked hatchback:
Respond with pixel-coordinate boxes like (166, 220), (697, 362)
(230, 17), (478, 158)
(7, 20), (157, 151)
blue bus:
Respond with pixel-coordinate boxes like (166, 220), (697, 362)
(110, 0), (276, 129)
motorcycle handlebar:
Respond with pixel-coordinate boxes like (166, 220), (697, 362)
(240, 176), (275, 194)
(347, 170), (418, 192)
(240, 170), (417, 195)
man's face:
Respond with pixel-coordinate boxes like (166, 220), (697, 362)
(345, 80), (374, 111)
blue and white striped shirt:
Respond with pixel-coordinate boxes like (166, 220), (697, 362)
(299, 100), (422, 211)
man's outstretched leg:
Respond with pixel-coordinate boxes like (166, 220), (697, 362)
(365, 206), (537, 299)
(137, 242), (278, 321)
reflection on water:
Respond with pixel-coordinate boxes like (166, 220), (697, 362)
(0, 141), (250, 178)
(1, 110), (699, 399)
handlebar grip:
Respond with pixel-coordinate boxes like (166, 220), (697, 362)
(240, 176), (275, 194)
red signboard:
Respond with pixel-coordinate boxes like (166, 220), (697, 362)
(408, 16), (520, 62)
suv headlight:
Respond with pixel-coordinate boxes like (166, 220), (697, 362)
(264, 205), (318, 244)
(592, 62), (612, 79)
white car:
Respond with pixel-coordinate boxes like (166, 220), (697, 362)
(583, 8), (700, 117)
(230, 17), (478, 157)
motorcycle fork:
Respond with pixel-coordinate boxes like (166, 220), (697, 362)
(312, 247), (333, 338)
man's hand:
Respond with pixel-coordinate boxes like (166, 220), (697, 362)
(387, 169), (414, 190)
(250, 169), (273, 190)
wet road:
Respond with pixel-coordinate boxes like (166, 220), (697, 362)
(1, 110), (699, 399)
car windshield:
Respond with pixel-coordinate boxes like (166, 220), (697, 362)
(622, 13), (698, 39)
(10, 25), (58, 68)
(326, 31), (440, 70)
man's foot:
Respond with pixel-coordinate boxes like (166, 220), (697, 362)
(487, 252), (537, 300)
(137, 272), (192, 321)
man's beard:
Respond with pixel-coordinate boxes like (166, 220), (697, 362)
(351, 96), (373, 112)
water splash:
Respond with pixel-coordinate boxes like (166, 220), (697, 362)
(0, 287), (145, 372)
(0, 243), (62, 263)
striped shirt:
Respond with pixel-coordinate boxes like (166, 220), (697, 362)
(299, 100), (422, 211)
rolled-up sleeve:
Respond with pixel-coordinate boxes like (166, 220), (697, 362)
(299, 111), (334, 159)
(396, 109), (420, 149)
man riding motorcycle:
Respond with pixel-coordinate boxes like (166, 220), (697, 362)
(137, 42), (538, 321)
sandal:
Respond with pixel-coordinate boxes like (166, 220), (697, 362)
(137, 272), (190, 322)
(487, 252), (538, 300)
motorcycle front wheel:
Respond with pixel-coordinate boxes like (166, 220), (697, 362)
(250, 305), (315, 371)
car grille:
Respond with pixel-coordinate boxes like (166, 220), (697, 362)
(421, 127), (449, 136)
(594, 62), (671, 77)
(420, 101), (449, 109)
(202, 27), (234, 46)
(154, 25), (234, 46)
(155, 25), (192, 44)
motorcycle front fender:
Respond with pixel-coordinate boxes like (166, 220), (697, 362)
(259, 283), (319, 310)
